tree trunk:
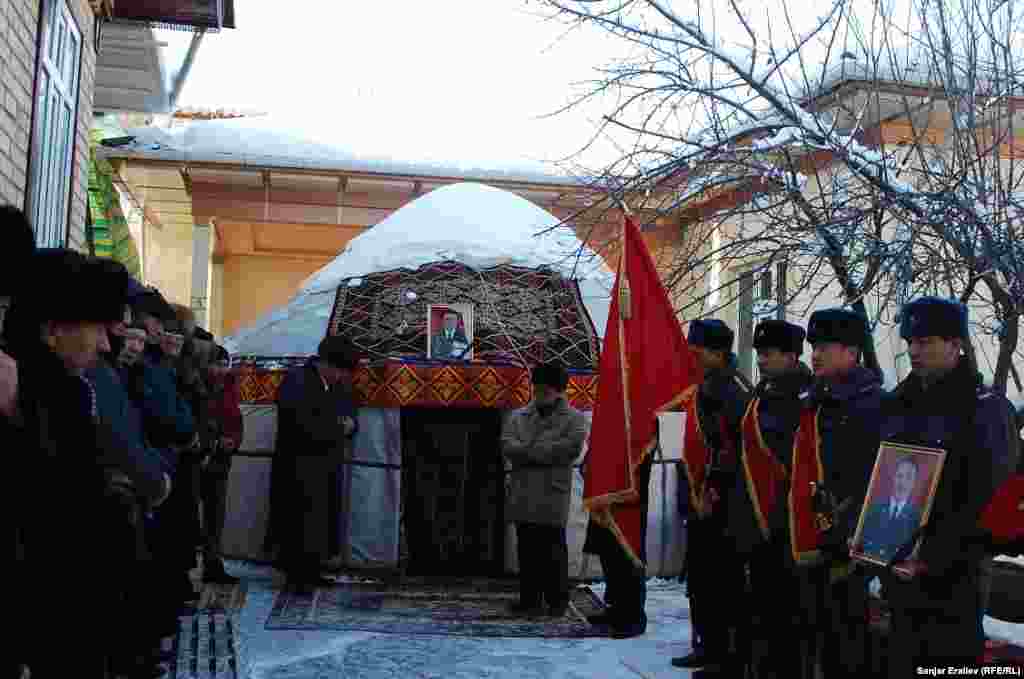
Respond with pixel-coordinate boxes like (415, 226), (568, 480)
(992, 310), (1020, 396)
(849, 297), (884, 381)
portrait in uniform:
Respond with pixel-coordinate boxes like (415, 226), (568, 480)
(851, 442), (946, 568)
(427, 304), (473, 360)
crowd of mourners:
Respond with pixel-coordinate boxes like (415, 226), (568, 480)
(3, 206), (244, 678)
(4, 197), (1024, 679)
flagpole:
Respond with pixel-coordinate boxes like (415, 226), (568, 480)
(612, 195), (632, 320)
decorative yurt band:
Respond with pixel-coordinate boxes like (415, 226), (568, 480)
(235, 362), (599, 411)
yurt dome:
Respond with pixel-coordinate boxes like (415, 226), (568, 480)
(224, 182), (614, 359)
(216, 183), (685, 580)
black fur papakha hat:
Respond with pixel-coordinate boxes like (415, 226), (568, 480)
(318, 335), (360, 369)
(753, 319), (806, 355)
(806, 308), (868, 348)
(30, 249), (128, 324)
(0, 205), (35, 298)
(687, 319), (734, 352)
(531, 361), (569, 390)
(899, 297), (969, 341)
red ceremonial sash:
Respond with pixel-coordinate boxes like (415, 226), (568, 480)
(740, 398), (789, 540)
(680, 385), (710, 517)
(788, 406), (825, 564)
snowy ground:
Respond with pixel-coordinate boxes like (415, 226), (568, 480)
(224, 558), (1022, 679)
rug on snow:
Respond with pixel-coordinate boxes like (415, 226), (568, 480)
(265, 579), (609, 638)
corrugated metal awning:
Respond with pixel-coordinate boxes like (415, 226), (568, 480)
(112, 0), (236, 30)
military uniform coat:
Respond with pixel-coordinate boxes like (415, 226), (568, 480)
(730, 364), (813, 556)
(880, 358), (1018, 674)
(502, 397), (587, 527)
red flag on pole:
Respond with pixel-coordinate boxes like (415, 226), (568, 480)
(584, 211), (699, 566)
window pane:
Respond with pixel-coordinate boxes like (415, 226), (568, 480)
(47, 2), (59, 63)
(34, 87), (54, 244)
(44, 91), (63, 245)
(29, 0), (81, 248)
(64, 20), (79, 85)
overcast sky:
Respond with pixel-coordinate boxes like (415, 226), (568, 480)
(156, 0), (952, 175)
(158, 1), (629, 172)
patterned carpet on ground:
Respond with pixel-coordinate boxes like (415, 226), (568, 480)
(265, 578), (610, 638)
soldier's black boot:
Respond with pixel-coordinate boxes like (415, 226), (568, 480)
(202, 557), (240, 585)
(671, 648), (710, 668)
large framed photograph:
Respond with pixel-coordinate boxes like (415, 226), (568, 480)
(851, 442), (946, 571)
(427, 303), (474, 360)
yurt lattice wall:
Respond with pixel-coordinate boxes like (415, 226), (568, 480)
(326, 261), (601, 369)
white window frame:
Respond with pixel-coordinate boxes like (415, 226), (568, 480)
(26, 0), (83, 248)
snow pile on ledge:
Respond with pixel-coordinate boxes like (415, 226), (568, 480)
(106, 115), (583, 187)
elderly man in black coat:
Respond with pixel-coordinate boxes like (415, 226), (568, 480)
(8, 249), (169, 678)
(880, 298), (1018, 678)
(266, 335), (360, 591)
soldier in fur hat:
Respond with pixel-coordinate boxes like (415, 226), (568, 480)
(879, 297), (1018, 678)
(671, 319), (752, 676)
(728, 319), (814, 678)
(788, 308), (881, 679)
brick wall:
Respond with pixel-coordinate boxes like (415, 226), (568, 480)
(0, 0), (95, 253)
(69, 0), (96, 254)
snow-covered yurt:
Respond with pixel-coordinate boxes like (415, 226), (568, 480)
(221, 183), (687, 578)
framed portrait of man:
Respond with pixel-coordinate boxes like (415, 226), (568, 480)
(851, 442), (947, 571)
(427, 304), (474, 360)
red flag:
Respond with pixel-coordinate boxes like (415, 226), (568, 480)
(978, 473), (1024, 544)
(584, 212), (699, 566)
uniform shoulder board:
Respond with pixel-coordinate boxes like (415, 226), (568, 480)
(798, 389), (811, 402)
(977, 387), (994, 400)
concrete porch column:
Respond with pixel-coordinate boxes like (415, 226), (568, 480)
(192, 223), (212, 330)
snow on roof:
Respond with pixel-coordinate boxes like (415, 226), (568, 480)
(223, 182), (614, 358)
(98, 115), (587, 187)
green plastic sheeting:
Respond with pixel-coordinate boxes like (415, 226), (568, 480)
(88, 122), (141, 278)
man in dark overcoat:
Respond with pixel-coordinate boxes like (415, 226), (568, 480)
(728, 319), (813, 679)
(118, 287), (199, 632)
(671, 319), (752, 677)
(503, 362), (587, 617)
(266, 335), (359, 591)
(879, 297), (1018, 678)
(0, 205), (34, 679)
(8, 250), (166, 677)
(793, 308), (881, 679)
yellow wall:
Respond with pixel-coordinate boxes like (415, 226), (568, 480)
(220, 255), (330, 337)
(143, 223), (194, 306)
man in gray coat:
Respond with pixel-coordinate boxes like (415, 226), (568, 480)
(503, 362), (587, 616)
